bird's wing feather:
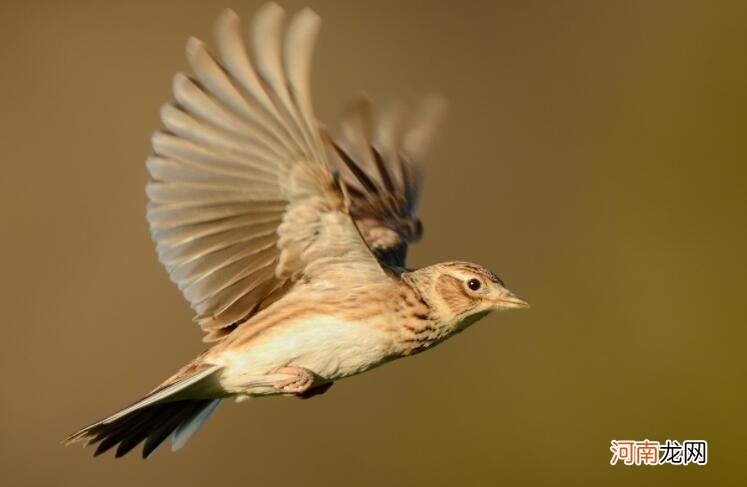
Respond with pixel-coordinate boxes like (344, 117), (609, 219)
(147, 5), (384, 341)
(327, 96), (446, 267)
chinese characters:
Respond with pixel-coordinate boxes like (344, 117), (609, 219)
(610, 439), (707, 466)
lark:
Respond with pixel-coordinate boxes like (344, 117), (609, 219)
(65, 3), (528, 458)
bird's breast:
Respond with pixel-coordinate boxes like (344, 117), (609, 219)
(218, 313), (396, 393)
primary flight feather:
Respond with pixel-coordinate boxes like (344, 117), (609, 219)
(65, 3), (528, 459)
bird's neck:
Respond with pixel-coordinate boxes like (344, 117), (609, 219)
(392, 274), (450, 356)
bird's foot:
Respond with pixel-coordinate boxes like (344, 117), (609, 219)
(273, 366), (317, 395)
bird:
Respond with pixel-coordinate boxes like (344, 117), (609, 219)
(64, 2), (529, 459)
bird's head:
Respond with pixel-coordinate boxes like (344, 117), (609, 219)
(403, 261), (528, 331)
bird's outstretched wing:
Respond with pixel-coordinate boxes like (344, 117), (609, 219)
(146, 4), (385, 341)
(326, 96), (446, 268)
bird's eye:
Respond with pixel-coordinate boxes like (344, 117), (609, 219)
(467, 278), (482, 291)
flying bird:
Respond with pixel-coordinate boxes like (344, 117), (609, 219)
(65, 2), (528, 459)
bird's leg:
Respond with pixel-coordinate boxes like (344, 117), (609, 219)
(272, 366), (317, 395)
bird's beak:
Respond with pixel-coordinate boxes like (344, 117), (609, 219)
(493, 289), (530, 310)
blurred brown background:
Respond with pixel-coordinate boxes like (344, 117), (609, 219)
(1, 0), (745, 485)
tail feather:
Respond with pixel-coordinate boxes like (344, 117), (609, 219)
(142, 401), (213, 458)
(171, 399), (221, 452)
(64, 365), (224, 458)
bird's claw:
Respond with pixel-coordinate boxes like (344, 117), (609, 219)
(273, 366), (316, 395)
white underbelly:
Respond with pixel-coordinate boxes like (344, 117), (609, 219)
(218, 315), (393, 395)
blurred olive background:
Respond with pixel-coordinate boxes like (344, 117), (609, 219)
(1, 0), (745, 485)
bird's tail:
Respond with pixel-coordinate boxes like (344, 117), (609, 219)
(64, 364), (224, 458)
